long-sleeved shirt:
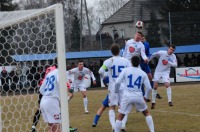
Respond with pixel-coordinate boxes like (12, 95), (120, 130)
(149, 50), (177, 73)
(122, 39), (147, 61)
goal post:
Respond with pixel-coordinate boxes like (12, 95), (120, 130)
(55, 4), (69, 132)
(0, 3), (69, 132)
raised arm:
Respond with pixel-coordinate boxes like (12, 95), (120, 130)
(168, 55), (177, 68)
(140, 44), (148, 61)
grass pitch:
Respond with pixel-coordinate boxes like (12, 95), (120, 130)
(1, 83), (200, 132)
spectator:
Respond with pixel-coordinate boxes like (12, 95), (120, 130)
(71, 62), (76, 69)
(15, 65), (23, 89)
(93, 62), (100, 87)
(176, 55), (182, 67)
(9, 68), (19, 92)
(183, 54), (191, 67)
(89, 62), (95, 88)
(197, 54), (200, 66)
(191, 53), (197, 66)
(1, 67), (9, 92)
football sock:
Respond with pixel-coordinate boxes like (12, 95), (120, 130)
(144, 88), (151, 99)
(152, 89), (157, 103)
(93, 115), (100, 124)
(32, 109), (41, 126)
(145, 115), (155, 132)
(83, 97), (88, 111)
(150, 81), (154, 89)
(109, 109), (116, 129)
(115, 120), (122, 132)
(141, 84), (145, 96)
(166, 87), (172, 102)
(121, 114), (128, 129)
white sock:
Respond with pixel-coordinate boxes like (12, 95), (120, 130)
(32, 125), (36, 129)
(152, 89), (157, 103)
(83, 97), (88, 111)
(68, 96), (71, 102)
(146, 115), (155, 132)
(144, 88), (151, 99)
(166, 87), (172, 102)
(115, 120), (122, 132)
(121, 114), (128, 129)
(109, 109), (116, 129)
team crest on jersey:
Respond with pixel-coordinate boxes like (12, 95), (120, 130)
(129, 46), (135, 53)
(78, 76), (83, 80)
(54, 114), (60, 120)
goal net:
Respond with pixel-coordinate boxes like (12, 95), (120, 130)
(0, 4), (69, 132)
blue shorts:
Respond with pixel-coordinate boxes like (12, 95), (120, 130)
(140, 63), (151, 74)
(102, 95), (109, 107)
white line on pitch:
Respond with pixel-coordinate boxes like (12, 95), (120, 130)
(153, 110), (200, 117)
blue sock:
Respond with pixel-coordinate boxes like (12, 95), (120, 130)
(141, 84), (145, 96)
(150, 81), (154, 89)
(94, 115), (101, 124)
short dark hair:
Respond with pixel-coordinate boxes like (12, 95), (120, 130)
(111, 43), (120, 56)
(137, 31), (144, 37)
(78, 59), (84, 63)
(169, 44), (176, 49)
(131, 55), (141, 67)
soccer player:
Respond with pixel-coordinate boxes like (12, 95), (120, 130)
(149, 44), (177, 109)
(92, 76), (109, 127)
(66, 60), (96, 113)
(99, 44), (131, 131)
(31, 65), (56, 132)
(31, 65), (77, 132)
(140, 36), (162, 102)
(122, 31), (148, 63)
(114, 55), (155, 132)
(39, 65), (61, 132)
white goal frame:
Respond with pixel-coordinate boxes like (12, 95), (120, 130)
(0, 3), (69, 132)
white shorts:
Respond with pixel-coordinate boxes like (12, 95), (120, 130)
(40, 96), (61, 123)
(118, 95), (147, 114)
(118, 88), (124, 105)
(153, 72), (170, 83)
(108, 90), (119, 107)
(71, 84), (87, 92)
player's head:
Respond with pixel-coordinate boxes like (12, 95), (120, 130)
(78, 59), (84, 70)
(134, 31), (144, 42)
(168, 44), (176, 55)
(141, 34), (145, 43)
(131, 55), (141, 67)
(111, 43), (120, 56)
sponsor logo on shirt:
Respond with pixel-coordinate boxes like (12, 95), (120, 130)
(129, 46), (135, 53)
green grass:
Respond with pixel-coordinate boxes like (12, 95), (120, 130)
(1, 83), (200, 132)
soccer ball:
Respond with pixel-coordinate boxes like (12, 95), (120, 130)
(135, 21), (144, 28)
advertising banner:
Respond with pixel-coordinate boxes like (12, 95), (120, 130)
(176, 67), (200, 82)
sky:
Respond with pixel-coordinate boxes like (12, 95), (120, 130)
(86, 0), (95, 6)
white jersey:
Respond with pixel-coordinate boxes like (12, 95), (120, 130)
(149, 50), (177, 73)
(67, 67), (96, 86)
(116, 67), (151, 97)
(39, 69), (60, 99)
(122, 39), (147, 61)
(99, 56), (131, 91)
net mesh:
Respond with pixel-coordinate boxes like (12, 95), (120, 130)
(0, 5), (61, 132)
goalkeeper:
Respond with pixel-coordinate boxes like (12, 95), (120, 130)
(31, 64), (76, 132)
